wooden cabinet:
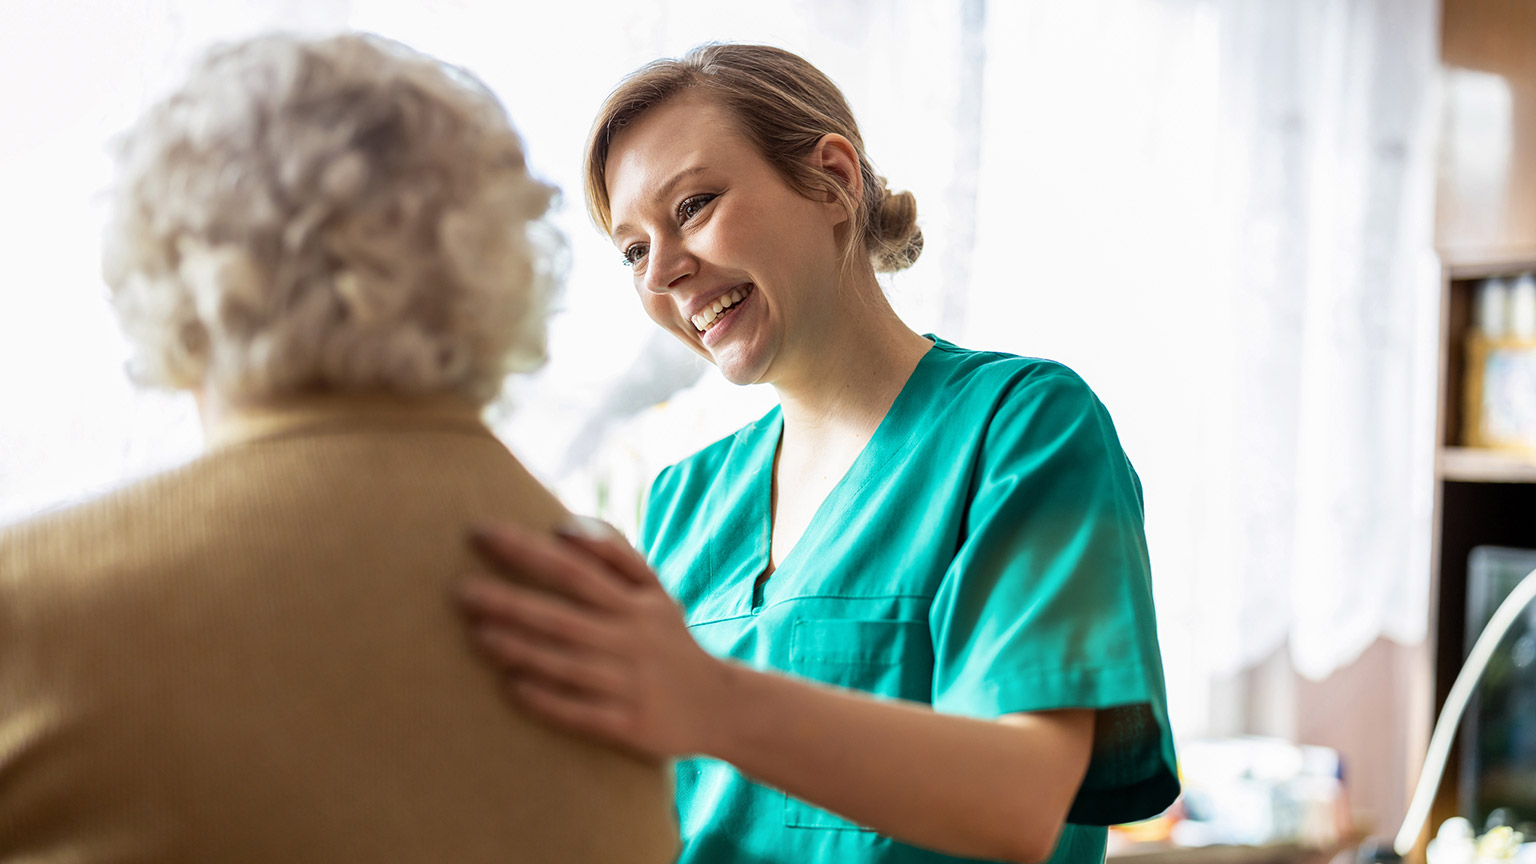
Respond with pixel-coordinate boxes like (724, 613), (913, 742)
(1425, 252), (1536, 840)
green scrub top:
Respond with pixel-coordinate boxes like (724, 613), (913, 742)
(638, 337), (1179, 864)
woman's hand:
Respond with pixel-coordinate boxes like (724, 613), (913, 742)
(458, 518), (732, 760)
(459, 519), (1094, 863)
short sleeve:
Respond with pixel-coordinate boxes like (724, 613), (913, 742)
(928, 367), (1179, 825)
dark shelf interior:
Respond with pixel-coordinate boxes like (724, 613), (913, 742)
(1429, 480), (1536, 834)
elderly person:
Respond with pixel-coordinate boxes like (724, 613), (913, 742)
(0, 33), (675, 862)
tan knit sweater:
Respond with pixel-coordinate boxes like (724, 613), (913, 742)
(0, 396), (677, 863)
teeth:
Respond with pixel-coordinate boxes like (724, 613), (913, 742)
(691, 286), (752, 333)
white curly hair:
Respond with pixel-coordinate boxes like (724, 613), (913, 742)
(104, 32), (560, 404)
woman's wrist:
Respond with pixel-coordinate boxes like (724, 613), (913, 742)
(691, 662), (821, 772)
(688, 656), (757, 760)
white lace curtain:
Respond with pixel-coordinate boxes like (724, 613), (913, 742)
(0, 0), (1441, 738)
(957, 0), (1441, 731)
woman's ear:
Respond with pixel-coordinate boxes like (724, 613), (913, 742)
(811, 133), (862, 225)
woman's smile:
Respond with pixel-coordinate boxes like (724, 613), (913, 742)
(694, 283), (755, 346)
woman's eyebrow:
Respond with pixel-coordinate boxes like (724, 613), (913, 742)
(612, 165), (711, 236)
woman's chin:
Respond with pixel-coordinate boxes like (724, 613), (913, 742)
(710, 344), (770, 387)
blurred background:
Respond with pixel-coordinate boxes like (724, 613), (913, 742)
(2, 0), (1534, 859)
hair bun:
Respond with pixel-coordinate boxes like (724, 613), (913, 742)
(870, 185), (922, 273)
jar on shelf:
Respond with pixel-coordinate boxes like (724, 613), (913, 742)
(1464, 273), (1536, 456)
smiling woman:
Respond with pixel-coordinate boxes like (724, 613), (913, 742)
(458, 42), (1179, 864)
(602, 88), (868, 389)
(586, 45), (924, 277)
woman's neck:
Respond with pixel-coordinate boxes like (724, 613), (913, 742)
(771, 288), (933, 445)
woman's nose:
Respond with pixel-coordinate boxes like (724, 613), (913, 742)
(642, 238), (696, 294)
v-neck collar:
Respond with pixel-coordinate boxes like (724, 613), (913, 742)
(742, 335), (947, 607)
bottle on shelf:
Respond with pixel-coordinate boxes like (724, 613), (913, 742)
(1509, 272), (1536, 340)
(1474, 277), (1509, 340)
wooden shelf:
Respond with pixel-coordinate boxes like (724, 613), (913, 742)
(1427, 1), (1536, 844)
(1438, 446), (1536, 483)
(1440, 250), (1536, 280)
(1427, 252), (1536, 840)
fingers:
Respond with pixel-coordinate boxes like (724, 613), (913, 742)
(508, 679), (634, 749)
(459, 576), (617, 651)
(475, 626), (629, 696)
(553, 516), (663, 588)
(458, 517), (684, 760)
(469, 522), (633, 612)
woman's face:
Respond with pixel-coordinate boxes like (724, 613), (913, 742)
(604, 92), (848, 387)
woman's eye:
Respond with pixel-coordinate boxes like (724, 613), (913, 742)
(621, 244), (648, 267)
(677, 194), (715, 223)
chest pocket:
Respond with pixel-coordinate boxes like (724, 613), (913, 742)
(788, 618), (932, 697)
(783, 617), (932, 831)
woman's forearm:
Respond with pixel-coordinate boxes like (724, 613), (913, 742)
(459, 523), (1095, 861)
(700, 661), (1093, 863)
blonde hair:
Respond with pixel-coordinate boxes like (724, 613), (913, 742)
(105, 32), (560, 404)
(583, 43), (922, 274)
